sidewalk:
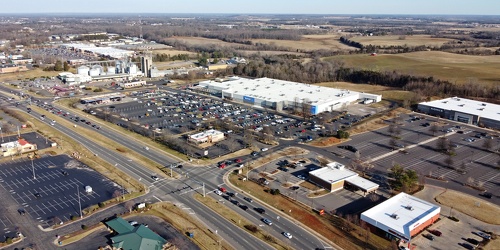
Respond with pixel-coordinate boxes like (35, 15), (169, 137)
(413, 185), (500, 234)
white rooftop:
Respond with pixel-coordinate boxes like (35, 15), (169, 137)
(361, 192), (440, 240)
(189, 129), (223, 140)
(200, 77), (360, 105)
(345, 175), (379, 191)
(420, 97), (500, 121)
(61, 43), (134, 59)
(309, 162), (358, 184)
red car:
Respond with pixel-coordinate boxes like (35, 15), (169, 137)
(219, 187), (227, 193)
(234, 159), (242, 163)
(218, 163), (225, 169)
(428, 229), (442, 237)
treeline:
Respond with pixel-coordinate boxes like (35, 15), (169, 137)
(228, 56), (500, 102)
(153, 53), (192, 62)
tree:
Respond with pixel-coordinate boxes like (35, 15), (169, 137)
(54, 60), (63, 71)
(436, 137), (449, 152)
(337, 130), (349, 139)
(444, 156), (454, 169)
(482, 138), (493, 151)
(63, 61), (70, 71)
(124, 200), (135, 212)
(429, 124), (439, 136)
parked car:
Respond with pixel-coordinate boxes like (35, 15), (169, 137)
(261, 148), (269, 152)
(475, 231), (491, 239)
(290, 186), (300, 190)
(18, 209), (26, 216)
(428, 229), (442, 236)
(219, 187), (227, 193)
(214, 190), (222, 195)
(466, 238), (480, 246)
(424, 234), (435, 241)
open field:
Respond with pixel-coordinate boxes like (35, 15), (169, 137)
(238, 50), (307, 56)
(316, 81), (415, 102)
(164, 36), (251, 49)
(350, 35), (455, 47)
(152, 49), (197, 56)
(326, 51), (500, 85)
(252, 34), (355, 51)
(435, 189), (500, 225)
(0, 68), (58, 82)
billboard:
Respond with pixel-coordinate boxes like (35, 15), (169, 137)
(310, 105), (318, 115)
(243, 96), (255, 104)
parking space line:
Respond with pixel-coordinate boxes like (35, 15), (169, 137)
(35, 204), (46, 215)
(41, 202), (52, 213)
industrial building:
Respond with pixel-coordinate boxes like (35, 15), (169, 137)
(188, 129), (225, 144)
(308, 162), (379, 195)
(361, 192), (441, 243)
(418, 97), (500, 129)
(141, 56), (152, 78)
(199, 77), (382, 115)
(61, 43), (134, 59)
(0, 64), (28, 74)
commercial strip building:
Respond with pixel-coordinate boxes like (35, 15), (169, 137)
(308, 162), (379, 195)
(361, 192), (441, 243)
(199, 77), (381, 115)
(188, 129), (225, 144)
(104, 217), (167, 250)
(61, 43), (134, 59)
(1, 139), (37, 157)
(418, 97), (500, 129)
(80, 92), (126, 105)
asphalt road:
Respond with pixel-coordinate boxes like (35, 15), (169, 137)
(1, 91), (330, 249)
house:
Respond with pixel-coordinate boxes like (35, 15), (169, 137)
(104, 217), (167, 250)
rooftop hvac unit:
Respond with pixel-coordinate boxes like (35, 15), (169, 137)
(279, 94), (285, 96)
(481, 103), (487, 106)
(405, 205), (414, 211)
(442, 101), (448, 103)
(459, 104), (465, 107)
(478, 108), (484, 111)
(390, 214), (399, 220)
(251, 89), (256, 91)
(309, 91), (313, 94)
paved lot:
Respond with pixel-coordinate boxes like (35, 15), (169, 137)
(1, 132), (53, 151)
(0, 155), (122, 228)
(333, 113), (500, 204)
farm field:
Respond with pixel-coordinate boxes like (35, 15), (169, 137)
(326, 51), (500, 85)
(252, 34), (355, 51)
(163, 36), (252, 49)
(349, 35), (455, 47)
(152, 49), (197, 56)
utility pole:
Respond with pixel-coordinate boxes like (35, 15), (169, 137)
(77, 185), (83, 219)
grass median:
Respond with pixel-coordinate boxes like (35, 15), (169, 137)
(194, 193), (292, 250)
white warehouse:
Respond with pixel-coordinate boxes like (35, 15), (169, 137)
(199, 77), (381, 115)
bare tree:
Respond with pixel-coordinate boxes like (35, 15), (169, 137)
(124, 200), (135, 212)
(467, 177), (475, 185)
(482, 138), (493, 151)
(444, 155), (454, 169)
(112, 190), (122, 201)
(429, 124), (439, 136)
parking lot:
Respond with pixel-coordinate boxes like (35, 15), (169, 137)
(0, 155), (122, 228)
(332, 113), (500, 204)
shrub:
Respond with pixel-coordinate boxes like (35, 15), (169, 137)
(270, 189), (281, 195)
(70, 215), (78, 221)
(244, 224), (258, 233)
(81, 224), (88, 230)
(337, 130), (350, 139)
(5, 237), (12, 244)
(98, 202), (105, 208)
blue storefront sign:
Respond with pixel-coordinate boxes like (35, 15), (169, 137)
(243, 96), (255, 103)
(310, 105), (317, 115)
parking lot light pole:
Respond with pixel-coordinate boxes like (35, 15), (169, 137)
(77, 185), (83, 219)
(31, 157), (36, 180)
(202, 182), (205, 197)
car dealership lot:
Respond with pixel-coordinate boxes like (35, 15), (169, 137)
(0, 155), (122, 227)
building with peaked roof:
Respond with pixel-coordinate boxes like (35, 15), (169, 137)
(104, 217), (167, 250)
(418, 97), (500, 129)
(308, 162), (379, 195)
(360, 192), (441, 243)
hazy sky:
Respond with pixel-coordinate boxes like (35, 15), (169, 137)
(2, 0), (499, 15)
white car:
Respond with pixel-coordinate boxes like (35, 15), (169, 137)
(261, 148), (269, 152)
(214, 190), (223, 195)
(282, 232), (292, 239)
(151, 176), (159, 181)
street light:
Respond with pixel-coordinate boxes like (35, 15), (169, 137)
(31, 157), (36, 179)
(76, 185), (83, 219)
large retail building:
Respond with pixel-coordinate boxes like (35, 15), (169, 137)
(361, 192), (441, 243)
(418, 97), (500, 129)
(199, 77), (381, 115)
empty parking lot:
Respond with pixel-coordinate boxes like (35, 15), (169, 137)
(0, 155), (122, 228)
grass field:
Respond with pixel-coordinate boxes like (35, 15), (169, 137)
(152, 49), (197, 56)
(164, 36), (251, 49)
(0, 68), (58, 82)
(326, 51), (500, 85)
(350, 35), (455, 47)
(317, 81), (415, 102)
(435, 189), (500, 225)
(252, 34), (355, 52)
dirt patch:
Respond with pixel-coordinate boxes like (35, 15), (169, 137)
(310, 137), (342, 147)
(435, 190), (500, 225)
(299, 181), (321, 191)
(349, 107), (411, 135)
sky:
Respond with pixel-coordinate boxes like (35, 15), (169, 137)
(1, 0), (499, 15)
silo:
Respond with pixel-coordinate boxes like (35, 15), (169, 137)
(77, 66), (90, 76)
(128, 63), (137, 74)
(107, 66), (116, 74)
(89, 68), (100, 77)
(92, 65), (103, 75)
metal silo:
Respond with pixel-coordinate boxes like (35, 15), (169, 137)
(77, 66), (90, 76)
